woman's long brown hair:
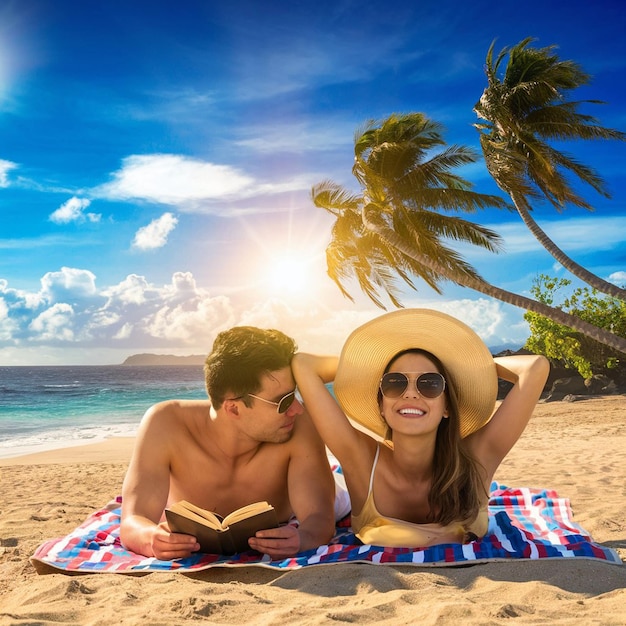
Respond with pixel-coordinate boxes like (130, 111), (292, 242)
(381, 349), (487, 526)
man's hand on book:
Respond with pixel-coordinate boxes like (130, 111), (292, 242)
(247, 524), (301, 559)
(151, 521), (200, 560)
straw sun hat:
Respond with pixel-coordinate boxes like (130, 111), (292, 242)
(334, 308), (498, 439)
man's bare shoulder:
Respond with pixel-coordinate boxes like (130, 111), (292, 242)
(288, 407), (326, 450)
(144, 398), (211, 415)
(139, 399), (212, 433)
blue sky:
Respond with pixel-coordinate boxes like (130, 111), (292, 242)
(0, 0), (624, 365)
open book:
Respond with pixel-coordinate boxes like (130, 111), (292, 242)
(164, 500), (280, 555)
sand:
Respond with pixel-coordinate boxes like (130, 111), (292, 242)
(0, 395), (625, 625)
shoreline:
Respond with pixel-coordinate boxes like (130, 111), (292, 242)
(0, 421), (140, 461)
(0, 436), (136, 466)
(1, 393), (623, 464)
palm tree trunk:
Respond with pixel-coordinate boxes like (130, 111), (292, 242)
(362, 212), (626, 354)
(509, 192), (626, 301)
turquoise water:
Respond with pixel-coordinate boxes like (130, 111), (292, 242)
(0, 365), (206, 458)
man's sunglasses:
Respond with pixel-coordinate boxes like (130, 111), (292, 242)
(247, 389), (297, 413)
(379, 372), (446, 399)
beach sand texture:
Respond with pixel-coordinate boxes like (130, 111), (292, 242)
(1, 396), (625, 625)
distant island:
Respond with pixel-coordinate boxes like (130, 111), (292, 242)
(121, 353), (205, 366)
(122, 345), (524, 367)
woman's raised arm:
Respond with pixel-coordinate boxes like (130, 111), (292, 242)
(291, 353), (374, 466)
(470, 354), (550, 476)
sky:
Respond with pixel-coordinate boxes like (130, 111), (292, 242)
(0, 0), (624, 366)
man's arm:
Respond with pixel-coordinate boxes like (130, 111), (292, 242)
(120, 402), (199, 559)
(248, 411), (336, 558)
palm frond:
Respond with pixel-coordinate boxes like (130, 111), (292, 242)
(398, 209), (504, 253)
(476, 37), (625, 209)
(311, 111), (525, 308)
(526, 103), (626, 142)
(311, 180), (362, 214)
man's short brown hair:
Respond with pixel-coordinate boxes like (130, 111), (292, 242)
(204, 326), (297, 407)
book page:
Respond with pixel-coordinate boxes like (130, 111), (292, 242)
(223, 501), (274, 526)
(167, 501), (223, 530)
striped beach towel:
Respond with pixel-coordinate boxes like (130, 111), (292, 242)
(30, 483), (622, 574)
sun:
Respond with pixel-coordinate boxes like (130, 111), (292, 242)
(264, 252), (324, 298)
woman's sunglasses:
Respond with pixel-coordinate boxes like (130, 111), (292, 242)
(247, 389), (297, 413)
(379, 372), (446, 399)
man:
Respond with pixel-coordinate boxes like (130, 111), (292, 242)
(120, 326), (337, 561)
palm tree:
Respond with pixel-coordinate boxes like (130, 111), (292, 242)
(312, 113), (626, 354)
(474, 37), (626, 301)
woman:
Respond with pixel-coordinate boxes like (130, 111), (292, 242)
(292, 308), (550, 547)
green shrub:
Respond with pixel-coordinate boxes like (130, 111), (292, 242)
(524, 274), (625, 378)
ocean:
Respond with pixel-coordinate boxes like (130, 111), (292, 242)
(0, 365), (207, 459)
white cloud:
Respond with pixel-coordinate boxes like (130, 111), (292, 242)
(89, 310), (121, 328)
(28, 303), (75, 341)
(49, 196), (101, 224)
(142, 293), (234, 343)
(94, 154), (255, 206)
(436, 298), (509, 344)
(90, 153), (318, 216)
(0, 296), (19, 341)
(608, 270), (626, 285)
(96, 271), (237, 346)
(0, 279), (45, 310)
(0, 265), (532, 362)
(40, 267), (97, 302)
(113, 322), (133, 340)
(132, 212), (178, 250)
(101, 274), (150, 305)
(0, 159), (17, 187)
